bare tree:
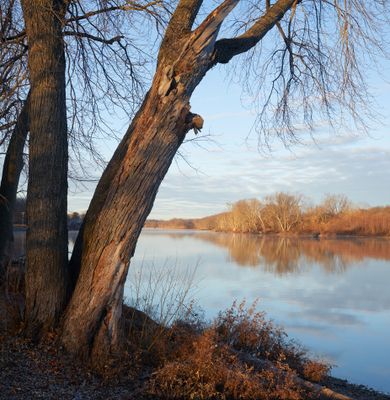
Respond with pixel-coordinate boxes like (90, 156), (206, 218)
(0, 2), (29, 274)
(309, 194), (353, 226)
(1, 1), (27, 268)
(321, 194), (352, 216)
(0, 0), (164, 274)
(0, 95), (29, 280)
(0, 0), (27, 140)
(265, 192), (303, 232)
(1, 0), (165, 332)
(61, 0), (388, 362)
(226, 199), (266, 233)
(21, 0), (70, 337)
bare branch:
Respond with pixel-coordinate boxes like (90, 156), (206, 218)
(65, 1), (164, 24)
(188, 0), (239, 63)
(159, 0), (204, 63)
(213, 0), (299, 64)
(1, 31), (25, 43)
(64, 31), (123, 45)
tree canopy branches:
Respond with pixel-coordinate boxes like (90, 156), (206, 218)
(213, 0), (299, 64)
(3, 0), (388, 163)
(206, 0), (389, 146)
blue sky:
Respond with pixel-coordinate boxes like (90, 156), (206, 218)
(68, 58), (390, 219)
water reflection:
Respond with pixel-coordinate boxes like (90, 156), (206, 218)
(13, 229), (390, 393)
(161, 231), (390, 274)
(15, 230), (390, 277)
(131, 230), (390, 393)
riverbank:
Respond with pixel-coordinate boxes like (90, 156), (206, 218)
(1, 333), (389, 400)
(1, 287), (389, 400)
(1, 331), (389, 399)
(145, 199), (390, 238)
(144, 225), (390, 240)
(145, 224), (390, 239)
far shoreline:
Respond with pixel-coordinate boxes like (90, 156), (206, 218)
(13, 225), (390, 240)
(142, 225), (390, 240)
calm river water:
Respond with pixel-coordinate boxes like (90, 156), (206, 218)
(15, 229), (390, 393)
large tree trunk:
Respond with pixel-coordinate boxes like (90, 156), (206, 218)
(62, 0), (295, 362)
(0, 97), (29, 281)
(22, 0), (69, 338)
(61, 0), (229, 357)
(62, 78), (195, 360)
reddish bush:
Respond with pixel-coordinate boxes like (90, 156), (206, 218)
(146, 301), (329, 399)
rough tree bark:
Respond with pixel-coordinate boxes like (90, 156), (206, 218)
(22, 0), (69, 338)
(62, 0), (296, 361)
(0, 96), (29, 280)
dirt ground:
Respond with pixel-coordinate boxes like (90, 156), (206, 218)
(1, 287), (389, 400)
(1, 334), (390, 400)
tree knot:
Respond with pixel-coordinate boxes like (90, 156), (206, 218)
(185, 112), (204, 134)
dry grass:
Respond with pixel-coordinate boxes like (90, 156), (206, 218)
(1, 256), (332, 399)
(149, 329), (304, 400)
(318, 208), (390, 236)
(139, 300), (330, 399)
(122, 262), (330, 398)
(123, 259), (200, 368)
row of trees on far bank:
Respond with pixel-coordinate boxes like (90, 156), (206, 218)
(220, 193), (351, 233)
(147, 193), (390, 236)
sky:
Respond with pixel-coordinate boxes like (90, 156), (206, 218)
(1, 3), (389, 219)
(68, 59), (390, 219)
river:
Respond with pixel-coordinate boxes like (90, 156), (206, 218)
(15, 229), (390, 393)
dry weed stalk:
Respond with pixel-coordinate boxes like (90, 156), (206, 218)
(147, 300), (330, 399)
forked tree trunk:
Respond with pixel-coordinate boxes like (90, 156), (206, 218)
(63, 79), (197, 361)
(0, 97), (29, 280)
(61, 1), (237, 359)
(22, 0), (69, 338)
(62, 0), (296, 362)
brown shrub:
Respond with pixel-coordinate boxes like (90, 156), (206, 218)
(148, 329), (305, 400)
(147, 301), (329, 399)
(321, 208), (390, 236)
(302, 360), (331, 383)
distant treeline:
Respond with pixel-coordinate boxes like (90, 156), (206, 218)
(145, 193), (390, 237)
(15, 193), (390, 236)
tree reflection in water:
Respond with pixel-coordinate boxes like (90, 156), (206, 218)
(14, 230), (390, 275)
(162, 231), (390, 275)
